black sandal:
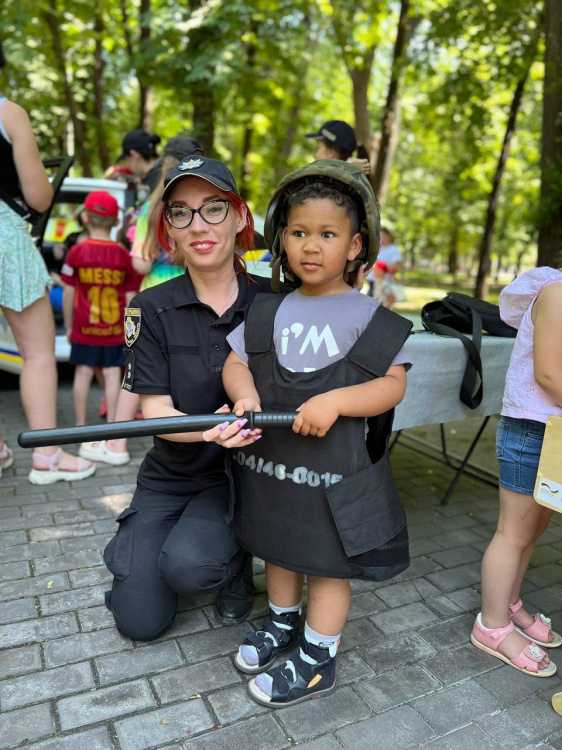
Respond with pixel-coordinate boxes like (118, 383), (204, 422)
(234, 608), (301, 675)
(247, 636), (336, 707)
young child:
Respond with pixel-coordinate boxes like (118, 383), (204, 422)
(367, 260), (396, 307)
(219, 161), (412, 708)
(471, 267), (562, 681)
(61, 191), (140, 434)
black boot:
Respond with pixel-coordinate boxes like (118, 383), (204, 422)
(247, 635), (336, 707)
(214, 553), (255, 626)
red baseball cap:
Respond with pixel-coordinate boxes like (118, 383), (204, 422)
(374, 260), (388, 272)
(84, 191), (119, 218)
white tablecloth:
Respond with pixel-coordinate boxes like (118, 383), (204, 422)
(394, 333), (515, 431)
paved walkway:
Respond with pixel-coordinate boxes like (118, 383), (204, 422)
(2, 380), (562, 750)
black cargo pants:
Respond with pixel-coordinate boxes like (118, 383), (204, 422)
(103, 482), (244, 641)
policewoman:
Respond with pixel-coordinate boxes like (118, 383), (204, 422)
(103, 156), (270, 640)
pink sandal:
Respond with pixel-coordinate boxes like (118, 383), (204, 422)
(471, 614), (556, 677)
(28, 448), (96, 485)
(509, 599), (562, 648)
(0, 443), (14, 478)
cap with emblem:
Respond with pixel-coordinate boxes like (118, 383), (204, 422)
(305, 120), (357, 154)
(162, 155), (240, 200)
(84, 191), (119, 218)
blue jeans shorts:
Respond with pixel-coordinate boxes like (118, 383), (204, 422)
(496, 416), (546, 495)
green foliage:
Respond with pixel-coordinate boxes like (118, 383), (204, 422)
(0, 0), (546, 272)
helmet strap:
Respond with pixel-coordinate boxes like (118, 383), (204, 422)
(271, 255), (283, 293)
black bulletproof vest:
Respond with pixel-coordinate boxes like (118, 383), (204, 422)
(230, 293), (413, 581)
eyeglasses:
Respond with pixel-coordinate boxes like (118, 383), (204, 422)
(164, 199), (230, 229)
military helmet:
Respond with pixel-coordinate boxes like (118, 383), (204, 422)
(265, 159), (380, 290)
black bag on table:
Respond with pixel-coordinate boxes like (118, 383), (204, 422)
(421, 292), (517, 410)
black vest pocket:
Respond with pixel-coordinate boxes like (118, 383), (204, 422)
(103, 507), (138, 581)
(326, 455), (406, 557)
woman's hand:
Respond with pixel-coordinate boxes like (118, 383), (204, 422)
(292, 393), (340, 437)
(202, 404), (262, 448)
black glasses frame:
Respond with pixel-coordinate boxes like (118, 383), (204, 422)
(164, 199), (230, 229)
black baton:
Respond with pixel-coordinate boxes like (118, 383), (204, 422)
(17, 411), (298, 449)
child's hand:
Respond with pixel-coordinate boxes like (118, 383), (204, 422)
(202, 404), (262, 448)
(354, 263), (368, 290)
(293, 393), (340, 437)
(232, 398), (262, 417)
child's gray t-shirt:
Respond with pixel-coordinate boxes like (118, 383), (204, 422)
(227, 288), (411, 373)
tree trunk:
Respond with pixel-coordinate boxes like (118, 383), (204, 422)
(371, 0), (411, 205)
(515, 247), (527, 277)
(138, 0), (153, 131)
(274, 13), (313, 181)
(239, 20), (259, 202)
(407, 240), (417, 270)
(537, 0), (562, 268)
(350, 50), (375, 157)
(120, 0), (134, 60)
(43, 0), (92, 175)
(329, 4), (379, 171)
(275, 99), (301, 182)
(93, 11), (111, 171)
(240, 124), (254, 203)
(448, 223), (458, 277)
(474, 43), (536, 298)
(186, 0), (215, 155)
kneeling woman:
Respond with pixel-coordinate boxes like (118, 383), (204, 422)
(103, 156), (267, 640)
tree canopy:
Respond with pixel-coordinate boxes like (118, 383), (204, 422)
(2, 0), (557, 285)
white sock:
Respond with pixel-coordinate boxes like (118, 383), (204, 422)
(239, 601), (301, 667)
(304, 622), (340, 657)
(270, 600), (302, 616)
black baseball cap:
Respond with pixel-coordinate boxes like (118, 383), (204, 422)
(118, 129), (161, 161)
(305, 120), (356, 153)
(162, 155), (240, 200)
(163, 135), (204, 160)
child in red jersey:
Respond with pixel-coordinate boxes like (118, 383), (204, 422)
(61, 191), (141, 431)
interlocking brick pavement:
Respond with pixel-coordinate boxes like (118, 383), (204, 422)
(2, 376), (562, 749)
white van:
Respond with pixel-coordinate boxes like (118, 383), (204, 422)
(0, 178), (132, 374)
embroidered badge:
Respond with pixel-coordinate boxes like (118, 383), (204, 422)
(178, 158), (204, 171)
(122, 349), (135, 391)
(124, 308), (141, 347)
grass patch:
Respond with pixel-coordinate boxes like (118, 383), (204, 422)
(393, 270), (502, 316)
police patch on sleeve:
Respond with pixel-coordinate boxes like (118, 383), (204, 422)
(122, 349), (135, 391)
(124, 308), (141, 347)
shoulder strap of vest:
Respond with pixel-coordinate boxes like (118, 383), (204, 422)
(244, 292), (286, 355)
(0, 187), (28, 220)
(348, 306), (412, 377)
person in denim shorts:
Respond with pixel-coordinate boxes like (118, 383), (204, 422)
(471, 267), (562, 680)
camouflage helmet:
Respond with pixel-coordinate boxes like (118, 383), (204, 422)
(265, 159), (380, 290)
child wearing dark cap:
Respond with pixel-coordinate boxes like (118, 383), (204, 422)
(306, 120), (371, 175)
(61, 191), (141, 440)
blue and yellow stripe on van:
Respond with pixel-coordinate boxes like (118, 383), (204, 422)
(0, 346), (24, 372)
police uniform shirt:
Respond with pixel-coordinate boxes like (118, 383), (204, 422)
(124, 270), (272, 495)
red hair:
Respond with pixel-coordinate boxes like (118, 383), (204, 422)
(156, 188), (255, 261)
